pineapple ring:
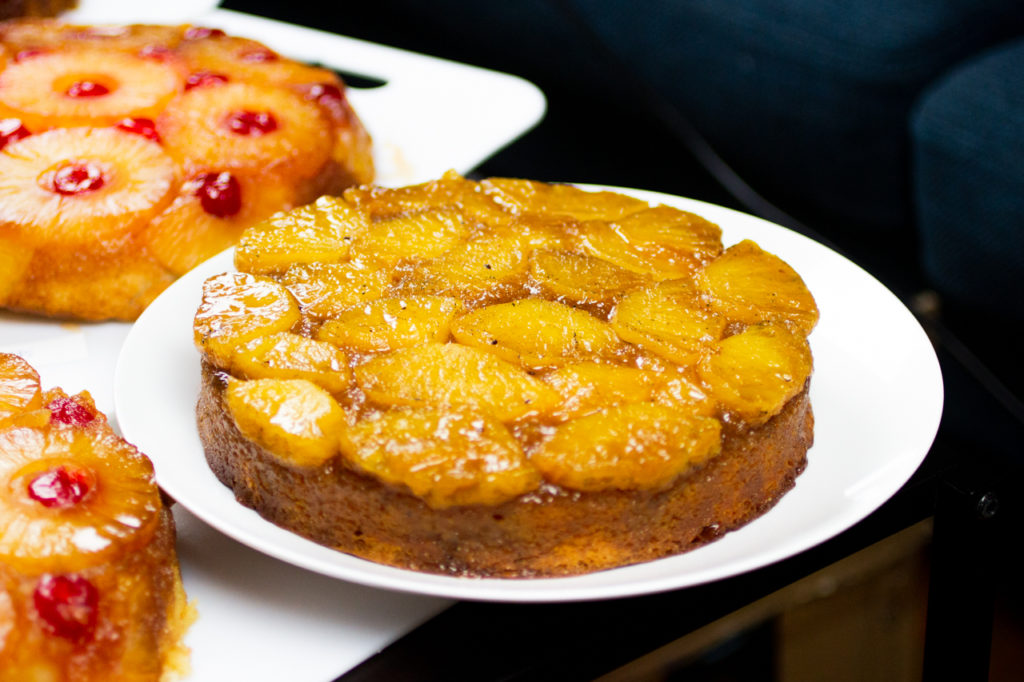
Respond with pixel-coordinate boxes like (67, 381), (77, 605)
(0, 127), (177, 246)
(0, 48), (184, 130)
(157, 82), (332, 180)
(0, 425), (163, 574)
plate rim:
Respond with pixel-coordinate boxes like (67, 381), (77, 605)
(115, 185), (944, 603)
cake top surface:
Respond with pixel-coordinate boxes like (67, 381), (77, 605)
(194, 173), (818, 508)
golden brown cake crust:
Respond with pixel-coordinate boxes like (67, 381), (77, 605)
(198, 360), (813, 577)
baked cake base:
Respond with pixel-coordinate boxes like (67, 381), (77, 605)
(197, 361), (813, 578)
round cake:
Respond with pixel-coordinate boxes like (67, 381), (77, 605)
(0, 352), (194, 680)
(0, 18), (373, 321)
(193, 174), (819, 577)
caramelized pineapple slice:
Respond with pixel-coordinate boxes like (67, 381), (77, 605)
(344, 171), (504, 223)
(452, 299), (622, 368)
(480, 178), (649, 221)
(279, 261), (390, 319)
(410, 234), (530, 304)
(349, 207), (470, 264)
(0, 353), (42, 424)
(698, 324), (813, 424)
(354, 343), (561, 421)
(542, 362), (659, 420)
(231, 332), (352, 396)
(225, 378), (345, 468)
(531, 402), (722, 492)
(698, 239), (819, 335)
(234, 195), (368, 275)
(339, 407), (541, 508)
(580, 205), (723, 280)
(315, 296), (464, 353)
(650, 370), (717, 416)
(194, 272), (301, 370)
(529, 249), (648, 308)
(611, 279), (725, 365)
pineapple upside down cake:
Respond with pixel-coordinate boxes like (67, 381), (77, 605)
(0, 18), (373, 321)
(193, 173), (819, 577)
(0, 353), (194, 681)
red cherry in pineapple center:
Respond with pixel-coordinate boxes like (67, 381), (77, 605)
(224, 110), (278, 136)
(49, 162), (105, 195)
(194, 171), (242, 217)
(34, 574), (99, 642)
(27, 465), (92, 508)
(65, 80), (111, 98)
(116, 117), (161, 143)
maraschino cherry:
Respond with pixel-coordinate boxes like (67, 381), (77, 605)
(34, 574), (99, 642)
(47, 396), (96, 426)
(49, 163), (105, 195)
(27, 465), (91, 509)
(193, 171), (242, 218)
(65, 81), (110, 98)
(116, 117), (161, 143)
(224, 110), (278, 136)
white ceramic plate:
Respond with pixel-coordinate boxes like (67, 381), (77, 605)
(0, 8), (545, 426)
(115, 186), (944, 603)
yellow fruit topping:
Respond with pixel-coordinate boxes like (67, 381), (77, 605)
(225, 377), (345, 468)
(231, 332), (352, 396)
(698, 323), (814, 424)
(698, 239), (820, 335)
(531, 402), (722, 492)
(195, 175), (818, 509)
(315, 296), (464, 353)
(193, 271), (301, 369)
(452, 299), (623, 368)
(234, 195), (367, 275)
(339, 407), (541, 508)
(354, 343), (561, 422)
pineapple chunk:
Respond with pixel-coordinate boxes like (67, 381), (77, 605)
(194, 272), (301, 370)
(354, 343), (561, 421)
(542, 362), (658, 420)
(531, 402), (722, 491)
(650, 370), (717, 416)
(315, 296), (464, 353)
(339, 407), (540, 508)
(580, 205), (723, 280)
(279, 261), (389, 319)
(225, 378), (344, 468)
(348, 207), (470, 264)
(480, 178), (649, 221)
(234, 196), (368, 275)
(410, 234), (530, 303)
(698, 323), (813, 424)
(451, 299), (622, 368)
(231, 332), (352, 396)
(611, 279), (724, 365)
(529, 249), (648, 307)
(344, 171), (503, 222)
(698, 239), (819, 335)
(0, 353), (42, 423)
